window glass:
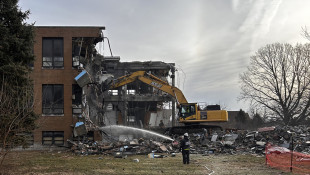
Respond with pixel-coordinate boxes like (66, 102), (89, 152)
(53, 39), (63, 57)
(54, 57), (63, 61)
(180, 105), (196, 119)
(43, 39), (53, 57)
(42, 131), (64, 145)
(26, 133), (34, 145)
(54, 85), (64, 106)
(43, 62), (52, 67)
(42, 85), (53, 107)
(191, 105), (195, 113)
(54, 62), (63, 67)
(42, 85), (64, 115)
(43, 57), (52, 61)
(42, 38), (64, 68)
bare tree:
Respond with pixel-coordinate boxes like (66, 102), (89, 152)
(301, 26), (310, 41)
(0, 68), (38, 167)
(0, 0), (37, 170)
(240, 43), (310, 126)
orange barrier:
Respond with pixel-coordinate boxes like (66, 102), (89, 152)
(265, 143), (310, 174)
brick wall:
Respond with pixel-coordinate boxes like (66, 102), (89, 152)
(32, 26), (104, 147)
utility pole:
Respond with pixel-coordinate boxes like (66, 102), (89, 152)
(171, 68), (176, 127)
(290, 132), (294, 173)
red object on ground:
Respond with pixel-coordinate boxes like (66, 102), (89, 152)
(265, 143), (310, 174)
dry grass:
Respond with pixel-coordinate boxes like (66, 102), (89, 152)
(0, 151), (294, 175)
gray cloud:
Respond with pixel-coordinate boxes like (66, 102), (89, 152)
(19, 0), (310, 111)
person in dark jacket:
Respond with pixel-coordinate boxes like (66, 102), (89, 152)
(179, 133), (190, 164)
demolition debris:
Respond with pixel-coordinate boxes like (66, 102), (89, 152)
(67, 125), (310, 157)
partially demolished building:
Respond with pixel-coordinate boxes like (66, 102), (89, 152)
(31, 26), (175, 148)
(87, 58), (176, 128)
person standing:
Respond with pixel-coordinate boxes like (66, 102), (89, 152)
(159, 120), (165, 129)
(179, 133), (190, 164)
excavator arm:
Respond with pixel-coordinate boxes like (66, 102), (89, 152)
(109, 71), (188, 104)
(104, 70), (228, 134)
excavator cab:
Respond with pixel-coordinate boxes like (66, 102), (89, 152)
(179, 103), (198, 120)
(179, 103), (228, 123)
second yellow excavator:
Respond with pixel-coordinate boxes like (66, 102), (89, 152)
(103, 71), (228, 134)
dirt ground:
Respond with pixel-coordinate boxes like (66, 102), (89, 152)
(0, 151), (294, 175)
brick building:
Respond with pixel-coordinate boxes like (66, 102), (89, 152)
(31, 26), (105, 148)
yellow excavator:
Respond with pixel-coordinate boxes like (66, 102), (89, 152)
(104, 71), (228, 134)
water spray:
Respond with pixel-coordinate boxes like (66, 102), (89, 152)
(100, 125), (173, 141)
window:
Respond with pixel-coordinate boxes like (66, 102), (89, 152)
(128, 116), (135, 123)
(72, 84), (82, 105)
(72, 84), (82, 114)
(42, 131), (64, 145)
(25, 133), (34, 146)
(127, 89), (136, 95)
(106, 103), (113, 111)
(108, 90), (118, 96)
(180, 104), (196, 119)
(42, 85), (64, 115)
(42, 38), (64, 68)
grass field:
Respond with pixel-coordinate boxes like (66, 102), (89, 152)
(0, 151), (293, 175)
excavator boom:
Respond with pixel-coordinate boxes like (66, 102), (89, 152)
(109, 71), (188, 104)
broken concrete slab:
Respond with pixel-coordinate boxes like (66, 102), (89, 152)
(74, 70), (92, 87)
(73, 122), (87, 137)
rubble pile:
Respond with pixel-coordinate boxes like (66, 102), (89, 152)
(67, 125), (310, 157)
(185, 125), (310, 155)
(67, 138), (175, 156)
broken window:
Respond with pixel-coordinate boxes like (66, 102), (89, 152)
(72, 38), (82, 68)
(42, 131), (64, 145)
(72, 37), (101, 68)
(42, 84), (64, 115)
(72, 84), (82, 105)
(42, 38), (64, 68)
(72, 84), (82, 114)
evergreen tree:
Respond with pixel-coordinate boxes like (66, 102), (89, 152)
(0, 0), (38, 166)
(236, 109), (247, 123)
(252, 113), (264, 129)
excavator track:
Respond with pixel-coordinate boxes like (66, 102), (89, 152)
(164, 124), (223, 136)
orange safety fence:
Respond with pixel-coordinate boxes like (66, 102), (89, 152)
(265, 143), (310, 174)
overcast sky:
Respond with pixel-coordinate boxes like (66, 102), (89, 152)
(19, 0), (310, 111)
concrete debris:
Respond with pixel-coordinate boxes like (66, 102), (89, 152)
(73, 122), (87, 137)
(133, 158), (139, 162)
(67, 125), (310, 157)
(74, 70), (92, 87)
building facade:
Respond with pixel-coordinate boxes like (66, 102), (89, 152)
(32, 26), (105, 148)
